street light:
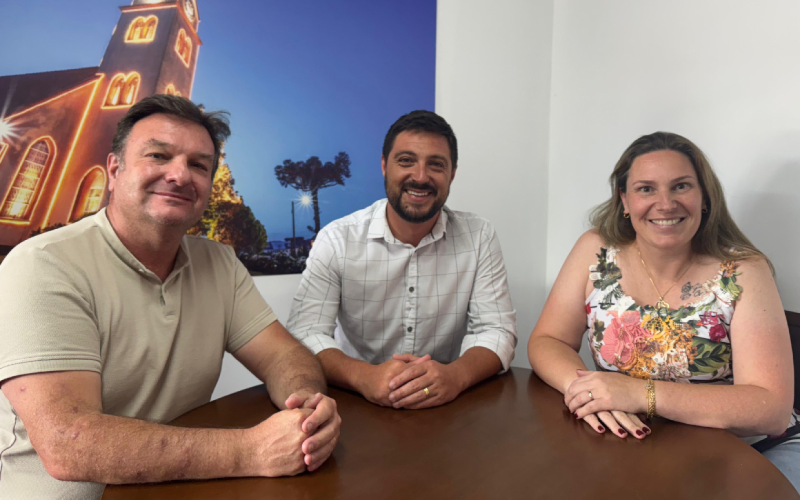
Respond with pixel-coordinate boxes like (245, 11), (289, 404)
(291, 194), (312, 256)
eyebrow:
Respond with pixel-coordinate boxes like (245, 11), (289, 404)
(393, 150), (449, 163)
(141, 138), (171, 150)
(141, 138), (214, 161)
(632, 175), (695, 185)
(195, 152), (215, 162)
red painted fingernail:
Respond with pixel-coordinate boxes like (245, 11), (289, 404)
(635, 430), (643, 436)
(574, 412), (578, 419)
(643, 427), (651, 434)
(597, 426), (605, 432)
(618, 430), (626, 436)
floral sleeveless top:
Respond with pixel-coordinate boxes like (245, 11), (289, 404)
(586, 247), (799, 448)
(587, 247), (738, 382)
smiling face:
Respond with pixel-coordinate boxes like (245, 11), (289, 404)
(107, 113), (215, 231)
(620, 149), (705, 250)
(382, 130), (456, 224)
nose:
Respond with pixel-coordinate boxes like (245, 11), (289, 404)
(163, 156), (192, 186)
(410, 164), (430, 185)
(655, 190), (678, 211)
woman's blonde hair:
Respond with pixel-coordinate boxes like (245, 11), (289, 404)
(589, 131), (772, 271)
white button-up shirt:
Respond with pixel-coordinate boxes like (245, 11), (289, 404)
(287, 199), (517, 370)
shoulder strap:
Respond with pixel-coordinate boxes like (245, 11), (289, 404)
(591, 247), (622, 291)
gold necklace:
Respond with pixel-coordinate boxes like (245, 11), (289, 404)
(636, 245), (695, 310)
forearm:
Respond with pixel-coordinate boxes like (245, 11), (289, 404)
(528, 336), (588, 394)
(449, 347), (503, 393)
(317, 348), (373, 395)
(266, 343), (328, 408)
(41, 413), (250, 484)
(654, 381), (791, 436)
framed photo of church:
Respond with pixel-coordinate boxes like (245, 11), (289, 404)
(0, 0), (436, 275)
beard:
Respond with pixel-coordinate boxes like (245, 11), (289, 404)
(385, 178), (448, 224)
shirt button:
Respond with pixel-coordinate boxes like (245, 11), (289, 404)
(409, 287), (414, 292)
(407, 326), (413, 332)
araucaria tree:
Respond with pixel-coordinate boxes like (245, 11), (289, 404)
(274, 152), (351, 236)
(189, 151), (267, 255)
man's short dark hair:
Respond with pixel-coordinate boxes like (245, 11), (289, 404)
(111, 94), (231, 176)
(382, 110), (458, 167)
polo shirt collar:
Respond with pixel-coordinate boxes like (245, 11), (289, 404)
(367, 198), (449, 246)
(94, 208), (191, 282)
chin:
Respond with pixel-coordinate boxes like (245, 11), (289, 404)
(147, 209), (198, 228)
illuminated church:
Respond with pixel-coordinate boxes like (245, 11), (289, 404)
(0, 0), (201, 254)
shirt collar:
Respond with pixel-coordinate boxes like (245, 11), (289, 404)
(95, 207), (191, 282)
(366, 198), (449, 246)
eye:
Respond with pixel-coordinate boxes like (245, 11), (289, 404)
(430, 161), (445, 169)
(148, 152), (168, 160)
(674, 182), (691, 191)
(192, 162), (208, 171)
(638, 186), (652, 193)
(397, 157), (414, 165)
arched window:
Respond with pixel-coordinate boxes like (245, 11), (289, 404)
(126, 16), (157, 43)
(123, 74), (140, 105)
(0, 138), (55, 221)
(144, 17), (157, 39)
(175, 29), (192, 67)
(70, 167), (107, 221)
(105, 75), (126, 106)
(104, 72), (140, 107)
(165, 84), (181, 97)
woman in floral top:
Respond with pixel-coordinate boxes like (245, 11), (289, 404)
(528, 132), (799, 490)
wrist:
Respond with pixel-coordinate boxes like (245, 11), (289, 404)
(644, 379), (656, 417)
(445, 359), (470, 394)
(352, 360), (378, 396)
(234, 428), (255, 477)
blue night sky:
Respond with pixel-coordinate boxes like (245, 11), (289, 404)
(0, 0), (436, 241)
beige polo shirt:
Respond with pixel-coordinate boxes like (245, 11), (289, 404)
(0, 208), (277, 500)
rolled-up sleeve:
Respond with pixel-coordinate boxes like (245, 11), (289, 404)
(460, 223), (517, 371)
(286, 227), (343, 354)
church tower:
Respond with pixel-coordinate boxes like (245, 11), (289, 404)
(99, 0), (201, 103)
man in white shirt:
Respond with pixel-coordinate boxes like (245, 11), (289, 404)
(287, 110), (517, 410)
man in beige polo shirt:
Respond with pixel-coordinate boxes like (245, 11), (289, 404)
(0, 95), (341, 500)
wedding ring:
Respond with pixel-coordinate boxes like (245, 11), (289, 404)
(423, 387), (430, 398)
(588, 390), (594, 400)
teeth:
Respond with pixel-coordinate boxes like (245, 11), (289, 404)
(407, 190), (430, 196)
(650, 218), (683, 226)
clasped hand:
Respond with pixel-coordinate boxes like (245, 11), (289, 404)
(363, 354), (463, 410)
(564, 369), (651, 439)
(250, 391), (341, 477)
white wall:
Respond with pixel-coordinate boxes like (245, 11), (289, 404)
(436, 0), (555, 367)
(547, 0), (800, 364)
(547, 1), (800, 298)
(211, 275), (301, 400)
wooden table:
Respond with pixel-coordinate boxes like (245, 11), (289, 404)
(104, 368), (798, 499)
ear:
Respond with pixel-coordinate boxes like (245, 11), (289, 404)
(381, 155), (387, 178)
(107, 153), (121, 193)
(619, 188), (629, 215)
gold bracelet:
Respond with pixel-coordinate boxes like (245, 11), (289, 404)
(645, 379), (656, 419)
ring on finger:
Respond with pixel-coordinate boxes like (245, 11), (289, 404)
(588, 390), (593, 400)
(423, 387), (430, 398)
